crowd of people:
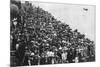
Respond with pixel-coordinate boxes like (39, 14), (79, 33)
(10, 0), (95, 66)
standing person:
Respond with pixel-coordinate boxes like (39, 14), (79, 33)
(40, 53), (46, 65)
(61, 51), (68, 63)
(67, 49), (73, 63)
(16, 43), (26, 66)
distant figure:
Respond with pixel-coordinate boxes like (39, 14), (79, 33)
(83, 8), (88, 11)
